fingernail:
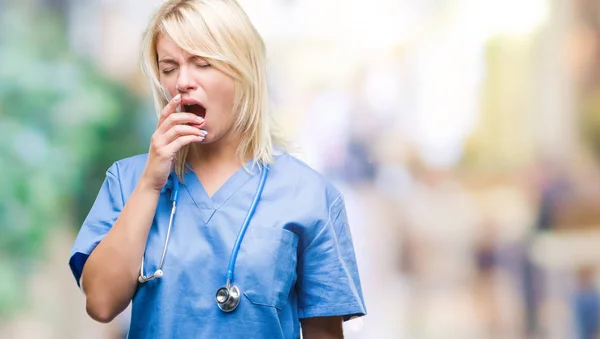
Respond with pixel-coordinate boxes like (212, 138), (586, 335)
(196, 116), (204, 122)
(197, 135), (205, 141)
(200, 129), (208, 136)
(174, 94), (181, 102)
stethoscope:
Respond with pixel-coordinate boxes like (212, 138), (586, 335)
(138, 166), (269, 313)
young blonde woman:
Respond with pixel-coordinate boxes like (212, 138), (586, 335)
(68, 1), (366, 337)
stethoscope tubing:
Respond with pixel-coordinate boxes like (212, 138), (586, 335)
(138, 165), (269, 313)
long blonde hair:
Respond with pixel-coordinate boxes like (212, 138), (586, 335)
(140, 0), (286, 178)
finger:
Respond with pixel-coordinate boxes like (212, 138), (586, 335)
(162, 134), (205, 155)
(159, 124), (207, 146)
(157, 93), (182, 128)
(158, 113), (205, 134)
(186, 121), (206, 129)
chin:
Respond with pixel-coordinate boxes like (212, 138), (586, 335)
(199, 135), (214, 144)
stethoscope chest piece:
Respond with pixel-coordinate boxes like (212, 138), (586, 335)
(216, 284), (241, 312)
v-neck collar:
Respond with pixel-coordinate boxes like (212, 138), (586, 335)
(182, 160), (259, 224)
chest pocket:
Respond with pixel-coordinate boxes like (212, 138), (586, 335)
(237, 226), (299, 310)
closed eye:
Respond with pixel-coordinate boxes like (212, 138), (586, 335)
(161, 68), (176, 75)
(190, 56), (211, 68)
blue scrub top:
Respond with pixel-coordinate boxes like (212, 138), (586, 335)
(69, 152), (366, 338)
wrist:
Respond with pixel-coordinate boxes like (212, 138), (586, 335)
(137, 174), (163, 195)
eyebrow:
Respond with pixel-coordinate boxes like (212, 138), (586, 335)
(189, 56), (207, 63)
(158, 56), (207, 65)
(158, 58), (177, 65)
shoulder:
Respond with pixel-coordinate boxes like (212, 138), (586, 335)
(105, 153), (148, 194)
(268, 153), (344, 215)
(107, 153), (148, 176)
(109, 153), (148, 171)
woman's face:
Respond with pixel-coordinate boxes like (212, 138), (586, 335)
(156, 35), (237, 145)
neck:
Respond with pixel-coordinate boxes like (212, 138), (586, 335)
(189, 134), (250, 170)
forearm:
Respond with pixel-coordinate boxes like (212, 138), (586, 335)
(302, 331), (343, 339)
(82, 179), (160, 322)
(301, 316), (344, 339)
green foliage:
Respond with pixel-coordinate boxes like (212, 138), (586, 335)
(0, 4), (148, 318)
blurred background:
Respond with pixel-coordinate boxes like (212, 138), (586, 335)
(2, 0), (600, 338)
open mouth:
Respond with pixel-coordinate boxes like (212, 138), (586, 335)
(184, 104), (206, 119)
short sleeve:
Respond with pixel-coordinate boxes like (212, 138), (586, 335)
(297, 194), (367, 321)
(68, 163), (124, 288)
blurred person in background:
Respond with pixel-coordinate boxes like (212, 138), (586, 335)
(572, 266), (600, 339)
(67, 0), (366, 338)
(522, 158), (572, 338)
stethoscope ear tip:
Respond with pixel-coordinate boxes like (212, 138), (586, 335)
(138, 269), (164, 283)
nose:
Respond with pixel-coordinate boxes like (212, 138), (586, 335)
(176, 67), (197, 93)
